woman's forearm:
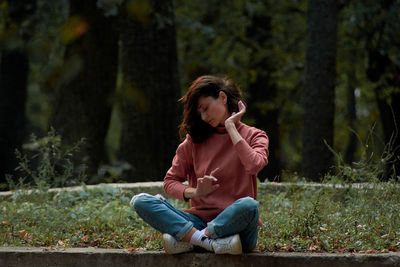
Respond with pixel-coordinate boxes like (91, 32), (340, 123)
(184, 187), (197, 199)
(225, 122), (243, 145)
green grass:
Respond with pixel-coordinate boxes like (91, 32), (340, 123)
(0, 185), (165, 250)
(258, 182), (400, 253)
(1, 181), (399, 253)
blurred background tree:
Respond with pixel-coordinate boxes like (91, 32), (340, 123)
(0, 0), (399, 189)
(118, 0), (181, 181)
(301, 0), (338, 180)
(0, 0), (35, 185)
(49, 0), (119, 176)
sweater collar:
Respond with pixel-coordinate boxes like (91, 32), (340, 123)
(215, 121), (242, 134)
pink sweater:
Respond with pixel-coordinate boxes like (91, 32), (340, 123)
(163, 122), (269, 222)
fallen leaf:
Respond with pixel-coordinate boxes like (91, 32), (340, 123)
(281, 246), (295, 252)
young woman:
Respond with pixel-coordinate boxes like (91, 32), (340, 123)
(131, 75), (269, 254)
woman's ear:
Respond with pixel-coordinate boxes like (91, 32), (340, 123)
(219, 91), (227, 104)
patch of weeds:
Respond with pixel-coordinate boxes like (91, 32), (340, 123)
(326, 123), (398, 183)
(258, 127), (400, 253)
(5, 128), (87, 197)
(0, 185), (162, 249)
(258, 182), (400, 253)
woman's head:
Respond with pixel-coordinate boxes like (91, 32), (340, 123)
(179, 75), (243, 143)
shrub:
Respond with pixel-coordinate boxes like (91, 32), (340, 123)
(6, 128), (87, 192)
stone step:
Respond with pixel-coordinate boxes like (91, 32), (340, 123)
(0, 247), (399, 267)
(0, 181), (384, 198)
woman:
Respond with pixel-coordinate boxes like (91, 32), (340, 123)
(131, 75), (269, 254)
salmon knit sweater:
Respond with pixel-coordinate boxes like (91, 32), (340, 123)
(163, 122), (269, 222)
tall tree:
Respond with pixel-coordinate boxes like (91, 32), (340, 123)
(368, 52), (400, 179)
(245, 5), (281, 181)
(362, 1), (400, 179)
(344, 70), (358, 164)
(0, 0), (35, 184)
(301, 0), (338, 180)
(49, 0), (118, 175)
(119, 0), (181, 181)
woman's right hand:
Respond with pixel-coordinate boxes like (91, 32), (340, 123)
(195, 168), (220, 197)
(184, 168), (220, 199)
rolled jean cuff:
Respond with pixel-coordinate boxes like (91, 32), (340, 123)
(206, 221), (219, 239)
(175, 221), (194, 241)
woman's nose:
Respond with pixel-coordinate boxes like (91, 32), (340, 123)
(201, 112), (207, 120)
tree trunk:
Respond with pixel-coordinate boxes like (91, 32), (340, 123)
(0, 51), (29, 183)
(363, 0), (400, 180)
(49, 0), (118, 175)
(0, 0), (35, 184)
(245, 11), (281, 182)
(344, 71), (358, 164)
(119, 0), (181, 182)
(301, 0), (338, 181)
(374, 86), (400, 179)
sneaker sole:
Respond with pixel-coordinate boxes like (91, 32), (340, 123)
(162, 234), (193, 254)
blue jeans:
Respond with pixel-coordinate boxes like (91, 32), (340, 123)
(133, 194), (259, 252)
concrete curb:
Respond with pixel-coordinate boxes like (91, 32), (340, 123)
(0, 247), (399, 267)
(0, 181), (383, 198)
(0, 182), (165, 198)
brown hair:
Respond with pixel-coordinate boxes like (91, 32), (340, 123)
(179, 75), (243, 143)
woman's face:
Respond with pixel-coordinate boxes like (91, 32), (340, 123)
(197, 91), (229, 127)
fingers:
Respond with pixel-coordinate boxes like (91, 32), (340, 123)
(238, 101), (246, 113)
(204, 175), (218, 182)
(198, 176), (217, 183)
(196, 176), (219, 197)
(209, 167), (220, 177)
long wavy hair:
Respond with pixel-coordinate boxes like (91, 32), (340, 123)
(179, 75), (243, 143)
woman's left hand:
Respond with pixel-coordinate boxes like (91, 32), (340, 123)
(224, 100), (246, 127)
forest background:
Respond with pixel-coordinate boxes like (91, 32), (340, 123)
(0, 0), (399, 190)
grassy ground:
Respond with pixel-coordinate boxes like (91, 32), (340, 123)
(1, 181), (399, 253)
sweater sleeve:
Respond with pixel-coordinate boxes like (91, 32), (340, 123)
(234, 130), (269, 175)
(163, 138), (192, 201)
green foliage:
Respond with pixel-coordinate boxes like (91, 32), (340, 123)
(1, 180), (399, 253)
(326, 123), (399, 182)
(1, 0), (399, 181)
(0, 186), (163, 249)
(6, 128), (87, 191)
(258, 181), (400, 253)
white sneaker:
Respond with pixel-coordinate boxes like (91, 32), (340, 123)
(163, 233), (194, 254)
(211, 234), (242, 255)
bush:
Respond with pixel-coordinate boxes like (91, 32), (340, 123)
(6, 128), (87, 192)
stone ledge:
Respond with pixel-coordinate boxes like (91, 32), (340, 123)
(0, 247), (399, 267)
(0, 181), (385, 198)
(0, 182), (165, 198)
